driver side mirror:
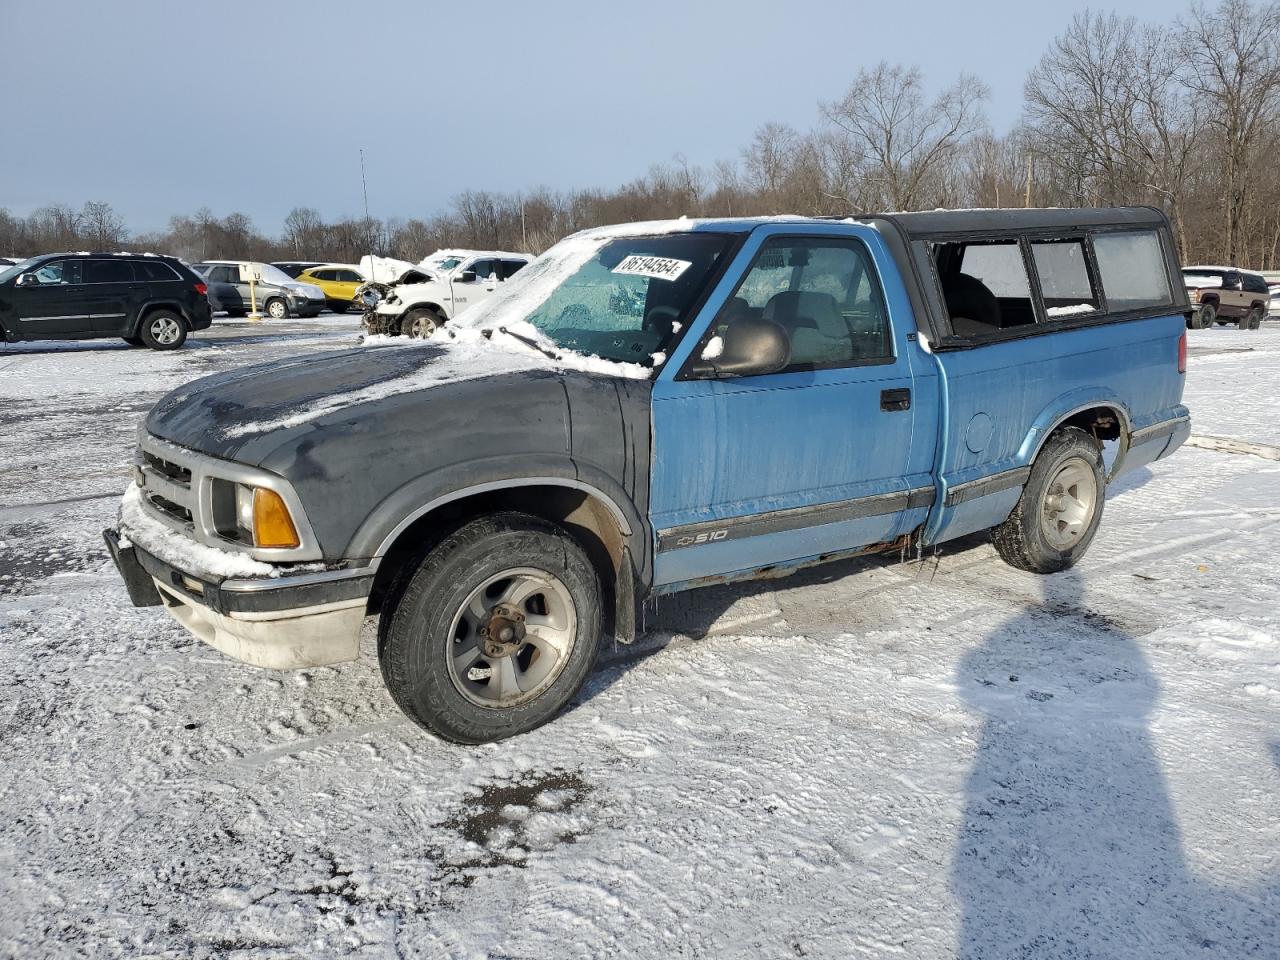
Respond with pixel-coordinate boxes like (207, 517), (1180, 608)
(688, 317), (791, 379)
(456, 271), (477, 284)
(14, 272), (36, 288)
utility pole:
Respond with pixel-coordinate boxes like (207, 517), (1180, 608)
(1024, 153), (1033, 208)
(520, 194), (527, 252)
(360, 148), (374, 254)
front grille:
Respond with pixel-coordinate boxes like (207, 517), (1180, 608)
(142, 450), (191, 484)
(136, 436), (198, 534)
(146, 492), (192, 524)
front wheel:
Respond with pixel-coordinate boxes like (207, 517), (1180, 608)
(139, 311), (188, 350)
(378, 513), (602, 743)
(1195, 302), (1217, 329)
(992, 426), (1105, 573)
(265, 298), (289, 320)
(401, 308), (442, 339)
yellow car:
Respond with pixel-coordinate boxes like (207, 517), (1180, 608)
(296, 264), (366, 313)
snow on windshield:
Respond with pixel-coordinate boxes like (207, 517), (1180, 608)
(454, 219), (705, 335)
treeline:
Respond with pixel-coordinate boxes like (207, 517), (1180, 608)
(4, 0), (1280, 268)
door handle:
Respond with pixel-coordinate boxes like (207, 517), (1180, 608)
(880, 387), (911, 412)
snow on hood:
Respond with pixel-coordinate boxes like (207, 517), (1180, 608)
(359, 255), (428, 284)
(219, 327), (647, 440)
(1183, 274), (1224, 288)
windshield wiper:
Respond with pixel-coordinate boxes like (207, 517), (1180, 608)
(483, 326), (562, 362)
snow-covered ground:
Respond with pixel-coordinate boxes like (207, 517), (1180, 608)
(1, 320), (1278, 958)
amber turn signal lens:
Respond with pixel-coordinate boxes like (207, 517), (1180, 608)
(252, 488), (300, 548)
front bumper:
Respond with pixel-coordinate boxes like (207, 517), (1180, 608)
(105, 528), (374, 669)
(288, 296), (325, 317)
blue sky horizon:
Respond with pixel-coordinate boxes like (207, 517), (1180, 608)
(2, 0), (1183, 234)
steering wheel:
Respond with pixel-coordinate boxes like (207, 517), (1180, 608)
(643, 305), (681, 332)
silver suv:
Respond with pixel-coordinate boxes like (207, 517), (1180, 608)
(194, 261), (327, 319)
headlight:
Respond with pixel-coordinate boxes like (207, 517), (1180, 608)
(360, 288), (380, 307)
(220, 481), (300, 549)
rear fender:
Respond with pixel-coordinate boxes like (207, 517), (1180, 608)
(1018, 388), (1132, 470)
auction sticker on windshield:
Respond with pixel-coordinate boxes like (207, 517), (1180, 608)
(612, 255), (692, 282)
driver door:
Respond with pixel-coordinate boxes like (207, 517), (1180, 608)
(11, 258), (92, 337)
(451, 259), (498, 314)
(649, 228), (936, 586)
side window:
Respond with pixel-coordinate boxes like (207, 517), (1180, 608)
(209, 266), (235, 283)
(466, 259), (496, 280)
(311, 269), (334, 281)
(714, 236), (892, 371)
(1246, 274), (1269, 294)
(499, 259), (527, 280)
(135, 260), (178, 282)
(936, 239), (1036, 335)
(84, 260), (134, 283)
(33, 259), (81, 284)
(1092, 231), (1173, 311)
(338, 269), (362, 282)
(1031, 239), (1100, 319)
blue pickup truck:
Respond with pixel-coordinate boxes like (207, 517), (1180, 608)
(106, 207), (1190, 743)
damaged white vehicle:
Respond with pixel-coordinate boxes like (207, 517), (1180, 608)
(358, 249), (532, 337)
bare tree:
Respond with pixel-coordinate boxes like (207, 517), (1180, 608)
(1182, 0), (1280, 261)
(282, 207), (324, 258)
(81, 201), (127, 250)
(822, 62), (989, 210)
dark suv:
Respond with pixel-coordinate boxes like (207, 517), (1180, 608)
(0, 253), (213, 350)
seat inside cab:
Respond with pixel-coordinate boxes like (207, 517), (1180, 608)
(934, 239), (1038, 336)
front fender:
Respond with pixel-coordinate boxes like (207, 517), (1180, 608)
(345, 453), (644, 562)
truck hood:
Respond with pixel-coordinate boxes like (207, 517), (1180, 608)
(145, 338), (561, 464)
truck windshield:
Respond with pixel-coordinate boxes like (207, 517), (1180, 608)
(465, 232), (735, 366)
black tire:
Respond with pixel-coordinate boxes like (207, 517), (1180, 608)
(264, 297), (289, 320)
(401, 308), (443, 339)
(991, 426), (1105, 574)
(1244, 305), (1264, 330)
(1195, 302), (1217, 328)
(122, 336), (144, 347)
(378, 512), (602, 743)
(327, 300), (350, 314)
(225, 309), (247, 318)
(138, 310), (188, 350)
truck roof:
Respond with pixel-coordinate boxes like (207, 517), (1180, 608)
(571, 207), (1171, 240)
(863, 206), (1169, 238)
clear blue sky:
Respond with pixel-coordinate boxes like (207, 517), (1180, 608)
(1, 0), (1181, 234)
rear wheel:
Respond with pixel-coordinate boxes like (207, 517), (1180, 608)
(265, 298), (289, 320)
(328, 299), (350, 314)
(992, 426), (1105, 574)
(378, 512), (602, 743)
(1244, 305), (1264, 330)
(401, 308), (442, 339)
(138, 311), (187, 350)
